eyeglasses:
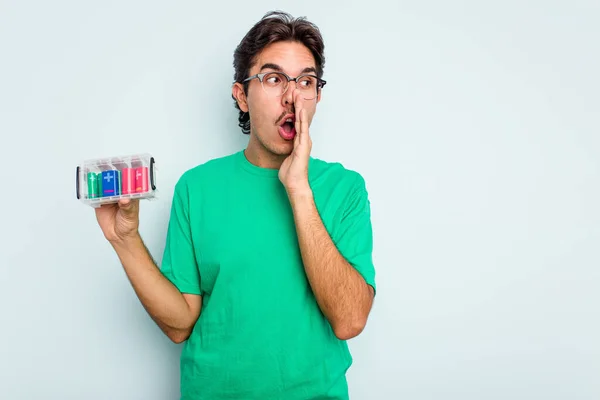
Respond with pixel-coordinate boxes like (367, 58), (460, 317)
(242, 71), (326, 101)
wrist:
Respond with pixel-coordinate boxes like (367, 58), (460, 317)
(285, 180), (311, 197)
(288, 187), (314, 208)
(109, 231), (142, 251)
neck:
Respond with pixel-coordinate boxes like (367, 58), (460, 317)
(244, 134), (286, 170)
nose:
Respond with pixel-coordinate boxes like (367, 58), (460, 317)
(282, 80), (298, 106)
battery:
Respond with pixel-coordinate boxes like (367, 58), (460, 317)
(101, 170), (120, 197)
(121, 168), (135, 194)
(118, 169), (122, 193)
(76, 153), (157, 207)
(135, 166), (149, 193)
(87, 172), (100, 198)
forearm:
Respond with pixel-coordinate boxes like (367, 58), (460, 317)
(110, 233), (199, 339)
(289, 190), (373, 340)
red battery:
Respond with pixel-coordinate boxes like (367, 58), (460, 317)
(135, 166), (149, 193)
(121, 168), (135, 194)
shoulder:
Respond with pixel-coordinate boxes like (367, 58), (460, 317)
(181, 151), (239, 181)
(309, 156), (368, 195)
(174, 151), (240, 192)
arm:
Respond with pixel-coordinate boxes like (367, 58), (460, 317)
(278, 103), (375, 341)
(96, 172), (202, 344)
(289, 190), (374, 340)
(111, 233), (202, 343)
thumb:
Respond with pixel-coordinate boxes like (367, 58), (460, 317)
(118, 198), (138, 216)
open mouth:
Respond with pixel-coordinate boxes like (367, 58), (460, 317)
(278, 115), (296, 140)
(282, 118), (294, 133)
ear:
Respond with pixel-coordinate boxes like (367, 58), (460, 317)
(232, 83), (249, 112)
(316, 89), (322, 104)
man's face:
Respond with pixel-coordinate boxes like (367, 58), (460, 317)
(233, 41), (321, 159)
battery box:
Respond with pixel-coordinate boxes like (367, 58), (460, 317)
(76, 153), (157, 207)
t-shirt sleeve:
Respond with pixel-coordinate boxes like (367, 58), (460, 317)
(333, 173), (377, 294)
(160, 176), (202, 295)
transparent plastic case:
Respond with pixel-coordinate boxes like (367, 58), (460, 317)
(76, 153), (157, 208)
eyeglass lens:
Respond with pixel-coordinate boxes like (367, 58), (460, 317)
(261, 72), (319, 100)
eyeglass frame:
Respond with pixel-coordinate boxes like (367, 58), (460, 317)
(242, 71), (327, 98)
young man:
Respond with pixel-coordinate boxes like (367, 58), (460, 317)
(95, 11), (376, 400)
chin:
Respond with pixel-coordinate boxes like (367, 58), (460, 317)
(270, 142), (293, 156)
(265, 133), (293, 154)
(253, 129), (294, 157)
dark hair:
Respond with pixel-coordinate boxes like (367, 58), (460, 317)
(232, 11), (326, 134)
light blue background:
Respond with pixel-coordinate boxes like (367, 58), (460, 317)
(1, 1), (598, 399)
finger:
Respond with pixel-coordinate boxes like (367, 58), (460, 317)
(293, 126), (300, 149)
(295, 109), (311, 158)
(296, 109), (304, 146)
(118, 198), (138, 215)
(301, 109), (309, 141)
(298, 108), (306, 147)
(294, 116), (301, 146)
(294, 92), (303, 141)
(294, 89), (304, 111)
(118, 198), (131, 210)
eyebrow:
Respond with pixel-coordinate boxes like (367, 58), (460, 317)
(259, 63), (317, 75)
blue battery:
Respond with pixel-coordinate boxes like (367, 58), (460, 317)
(101, 170), (120, 197)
